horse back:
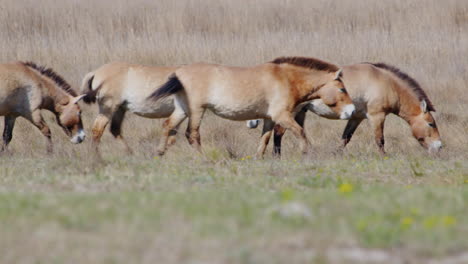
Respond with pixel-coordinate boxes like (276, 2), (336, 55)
(93, 63), (176, 98)
(176, 63), (285, 102)
(342, 64), (401, 114)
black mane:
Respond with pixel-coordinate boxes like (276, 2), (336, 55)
(22, 61), (77, 96)
(271, 56), (339, 73)
(369, 63), (435, 111)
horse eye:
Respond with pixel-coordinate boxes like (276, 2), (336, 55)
(418, 138), (424, 142)
(329, 103), (337, 107)
(339, 88), (346, 93)
(428, 123), (435, 128)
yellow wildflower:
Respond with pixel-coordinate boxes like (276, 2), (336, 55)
(423, 217), (437, 229)
(401, 217), (414, 227)
(339, 183), (353, 194)
(442, 216), (456, 227)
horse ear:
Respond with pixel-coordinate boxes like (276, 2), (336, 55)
(72, 94), (86, 104)
(420, 100), (428, 113)
(334, 69), (343, 80)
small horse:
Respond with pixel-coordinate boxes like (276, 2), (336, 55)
(149, 57), (355, 158)
(0, 62), (86, 153)
(80, 62), (178, 153)
(249, 63), (442, 155)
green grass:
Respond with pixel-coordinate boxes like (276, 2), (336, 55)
(1, 153), (467, 263)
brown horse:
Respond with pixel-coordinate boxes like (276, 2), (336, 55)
(0, 62), (86, 153)
(257, 62), (442, 155)
(80, 62), (178, 154)
(150, 57), (355, 158)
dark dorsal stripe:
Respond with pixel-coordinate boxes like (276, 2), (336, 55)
(369, 63), (435, 112)
(271, 56), (339, 73)
(22, 62), (77, 97)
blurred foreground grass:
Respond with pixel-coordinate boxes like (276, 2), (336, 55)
(0, 153), (467, 263)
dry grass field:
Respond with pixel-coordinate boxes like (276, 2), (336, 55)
(0, 0), (467, 263)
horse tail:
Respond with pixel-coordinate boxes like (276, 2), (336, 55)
(80, 71), (100, 104)
(148, 73), (183, 100)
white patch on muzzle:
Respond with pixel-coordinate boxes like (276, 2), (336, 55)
(71, 129), (86, 144)
(340, 104), (356, 120)
(429, 140), (442, 152)
(247, 120), (260, 129)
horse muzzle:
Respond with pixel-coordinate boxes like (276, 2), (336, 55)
(340, 104), (356, 120)
(428, 140), (442, 153)
(71, 129), (86, 144)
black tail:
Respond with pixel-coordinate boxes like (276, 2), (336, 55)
(149, 74), (183, 100)
(82, 75), (97, 104)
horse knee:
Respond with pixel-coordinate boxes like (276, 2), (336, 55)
(274, 124), (286, 137)
(92, 116), (109, 142)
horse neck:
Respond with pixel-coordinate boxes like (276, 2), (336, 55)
(395, 86), (422, 125)
(291, 69), (330, 100)
(39, 78), (70, 112)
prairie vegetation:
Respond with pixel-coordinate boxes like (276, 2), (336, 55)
(0, 0), (467, 263)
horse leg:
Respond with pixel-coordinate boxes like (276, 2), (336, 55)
(273, 125), (286, 157)
(29, 110), (53, 153)
(186, 108), (206, 153)
(256, 119), (275, 159)
(274, 112), (310, 155)
(157, 109), (187, 156)
(167, 113), (187, 147)
(273, 108), (307, 157)
(167, 121), (179, 147)
(367, 113), (386, 154)
(341, 118), (363, 148)
(1, 116), (17, 152)
(110, 106), (133, 154)
(92, 114), (110, 154)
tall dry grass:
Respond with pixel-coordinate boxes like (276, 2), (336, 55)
(1, 2), (468, 262)
(0, 0), (467, 158)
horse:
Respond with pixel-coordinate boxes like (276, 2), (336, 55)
(149, 57), (356, 158)
(248, 62), (442, 155)
(80, 62), (178, 154)
(0, 61), (86, 153)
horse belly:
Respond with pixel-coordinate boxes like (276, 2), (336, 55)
(208, 103), (267, 121)
(205, 85), (269, 120)
(128, 97), (175, 118)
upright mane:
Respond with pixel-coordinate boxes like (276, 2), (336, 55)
(369, 63), (435, 112)
(22, 62), (77, 97)
(271, 56), (339, 73)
